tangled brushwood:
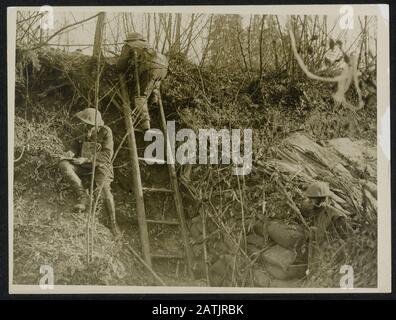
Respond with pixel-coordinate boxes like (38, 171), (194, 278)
(13, 19), (377, 288)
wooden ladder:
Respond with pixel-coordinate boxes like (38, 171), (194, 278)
(118, 74), (194, 278)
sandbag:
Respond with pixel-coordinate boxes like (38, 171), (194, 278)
(253, 270), (271, 287)
(252, 220), (268, 236)
(265, 263), (289, 280)
(267, 221), (305, 250)
(261, 245), (296, 271)
(189, 216), (203, 240)
(246, 233), (266, 247)
(209, 254), (233, 286)
(265, 262), (307, 281)
(270, 278), (302, 288)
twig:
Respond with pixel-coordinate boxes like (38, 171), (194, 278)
(86, 19), (106, 263)
(204, 202), (250, 261)
(231, 230), (243, 286)
(236, 174), (248, 254)
(14, 146), (26, 163)
(126, 244), (167, 286)
(275, 177), (309, 229)
(201, 209), (210, 286)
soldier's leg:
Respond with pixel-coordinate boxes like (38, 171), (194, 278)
(135, 71), (151, 130)
(96, 174), (120, 236)
(142, 78), (156, 99)
(148, 81), (161, 106)
(148, 68), (167, 106)
(59, 160), (88, 211)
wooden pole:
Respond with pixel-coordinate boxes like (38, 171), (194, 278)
(118, 74), (152, 267)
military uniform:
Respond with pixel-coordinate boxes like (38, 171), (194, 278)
(59, 108), (120, 236)
(69, 125), (114, 183)
(302, 204), (349, 243)
(116, 32), (168, 124)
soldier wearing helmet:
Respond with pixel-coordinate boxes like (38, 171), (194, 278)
(116, 32), (168, 130)
(301, 181), (352, 242)
(59, 108), (120, 236)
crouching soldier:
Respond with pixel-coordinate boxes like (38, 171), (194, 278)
(116, 32), (168, 130)
(59, 108), (120, 236)
(301, 181), (353, 243)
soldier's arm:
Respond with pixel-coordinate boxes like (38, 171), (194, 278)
(329, 205), (354, 238)
(334, 216), (353, 239)
(70, 140), (81, 157)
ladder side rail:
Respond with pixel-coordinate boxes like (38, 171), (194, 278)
(157, 93), (194, 277)
(118, 74), (152, 267)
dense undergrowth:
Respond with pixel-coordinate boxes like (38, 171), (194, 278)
(13, 48), (377, 287)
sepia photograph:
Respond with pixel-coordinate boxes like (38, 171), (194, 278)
(8, 5), (390, 293)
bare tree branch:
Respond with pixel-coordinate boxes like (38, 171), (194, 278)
(30, 13), (100, 50)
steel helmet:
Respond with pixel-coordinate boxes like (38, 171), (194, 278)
(304, 181), (331, 198)
(125, 32), (146, 42)
(75, 108), (104, 127)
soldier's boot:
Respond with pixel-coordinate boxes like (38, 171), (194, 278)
(150, 88), (160, 107)
(60, 160), (88, 212)
(103, 196), (121, 237)
(73, 187), (88, 212)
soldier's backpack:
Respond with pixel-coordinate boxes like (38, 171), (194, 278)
(138, 47), (168, 73)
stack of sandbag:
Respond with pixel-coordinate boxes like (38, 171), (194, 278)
(249, 219), (307, 284)
(266, 221), (305, 250)
(262, 245), (306, 280)
(264, 220), (307, 281)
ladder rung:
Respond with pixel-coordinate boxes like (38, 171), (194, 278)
(151, 254), (184, 260)
(146, 219), (180, 225)
(142, 187), (173, 193)
(138, 157), (166, 165)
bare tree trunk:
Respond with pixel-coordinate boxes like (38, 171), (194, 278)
(160, 13), (170, 53)
(93, 12), (106, 58)
(275, 15), (287, 71)
(122, 13), (129, 34)
(167, 13), (173, 52)
(247, 15), (253, 72)
(259, 15), (266, 82)
(146, 13), (151, 43)
(172, 13), (182, 53)
(184, 13), (196, 56)
(236, 24), (250, 78)
(153, 13), (160, 50)
(127, 13), (136, 32)
(200, 15), (213, 67)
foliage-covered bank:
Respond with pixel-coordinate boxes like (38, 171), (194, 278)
(13, 47), (377, 287)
